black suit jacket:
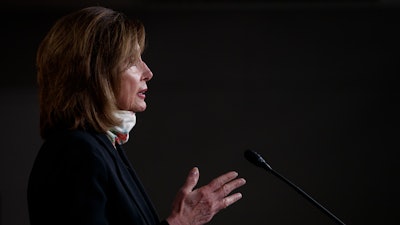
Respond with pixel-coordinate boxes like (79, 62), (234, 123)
(28, 129), (164, 225)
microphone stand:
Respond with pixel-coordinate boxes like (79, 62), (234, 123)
(264, 164), (346, 225)
(245, 150), (346, 225)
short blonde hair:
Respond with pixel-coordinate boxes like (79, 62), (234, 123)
(37, 6), (145, 139)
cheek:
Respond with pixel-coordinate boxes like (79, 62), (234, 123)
(117, 83), (132, 110)
(117, 71), (141, 110)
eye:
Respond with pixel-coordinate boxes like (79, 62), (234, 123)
(126, 64), (140, 73)
(122, 59), (136, 71)
(123, 54), (142, 71)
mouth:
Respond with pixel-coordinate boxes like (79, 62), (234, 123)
(138, 89), (147, 99)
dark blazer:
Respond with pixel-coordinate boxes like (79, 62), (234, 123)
(28, 129), (165, 225)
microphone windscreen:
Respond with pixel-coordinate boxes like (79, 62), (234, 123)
(244, 149), (272, 170)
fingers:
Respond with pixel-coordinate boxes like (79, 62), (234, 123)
(207, 171), (240, 191)
(206, 171), (246, 211)
(180, 167), (200, 194)
(221, 192), (243, 209)
(216, 177), (246, 197)
(207, 178), (245, 216)
(196, 171), (244, 207)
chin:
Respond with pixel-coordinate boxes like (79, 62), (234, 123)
(132, 104), (147, 113)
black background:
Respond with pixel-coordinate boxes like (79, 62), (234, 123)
(1, 1), (399, 225)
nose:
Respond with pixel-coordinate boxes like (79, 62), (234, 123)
(141, 61), (153, 82)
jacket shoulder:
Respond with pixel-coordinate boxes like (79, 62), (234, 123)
(44, 130), (109, 152)
(35, 130), (116, 172)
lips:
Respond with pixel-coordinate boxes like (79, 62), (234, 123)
(138, 88), (147, 99)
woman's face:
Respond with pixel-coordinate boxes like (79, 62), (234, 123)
(117, 56), (153, 112)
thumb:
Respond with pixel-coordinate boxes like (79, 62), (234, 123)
(180, 167), (199, 194)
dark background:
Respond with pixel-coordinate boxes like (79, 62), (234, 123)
(1, 0), (399, 225)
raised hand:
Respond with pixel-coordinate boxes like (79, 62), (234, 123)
(166, 167), (246, 225)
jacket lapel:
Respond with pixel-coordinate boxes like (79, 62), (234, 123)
(116, 144), (160, 224)
(93, 133), (159, 225)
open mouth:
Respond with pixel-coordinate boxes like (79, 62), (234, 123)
(138, 89), (147, 98)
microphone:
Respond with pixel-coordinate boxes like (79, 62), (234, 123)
(244, 149), (346, 225)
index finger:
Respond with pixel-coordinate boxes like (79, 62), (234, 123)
(207, 171), (239, 191)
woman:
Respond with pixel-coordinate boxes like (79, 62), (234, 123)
(27, 6), (246, 225)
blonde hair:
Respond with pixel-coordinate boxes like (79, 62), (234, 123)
(37, 6), (145, 139)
